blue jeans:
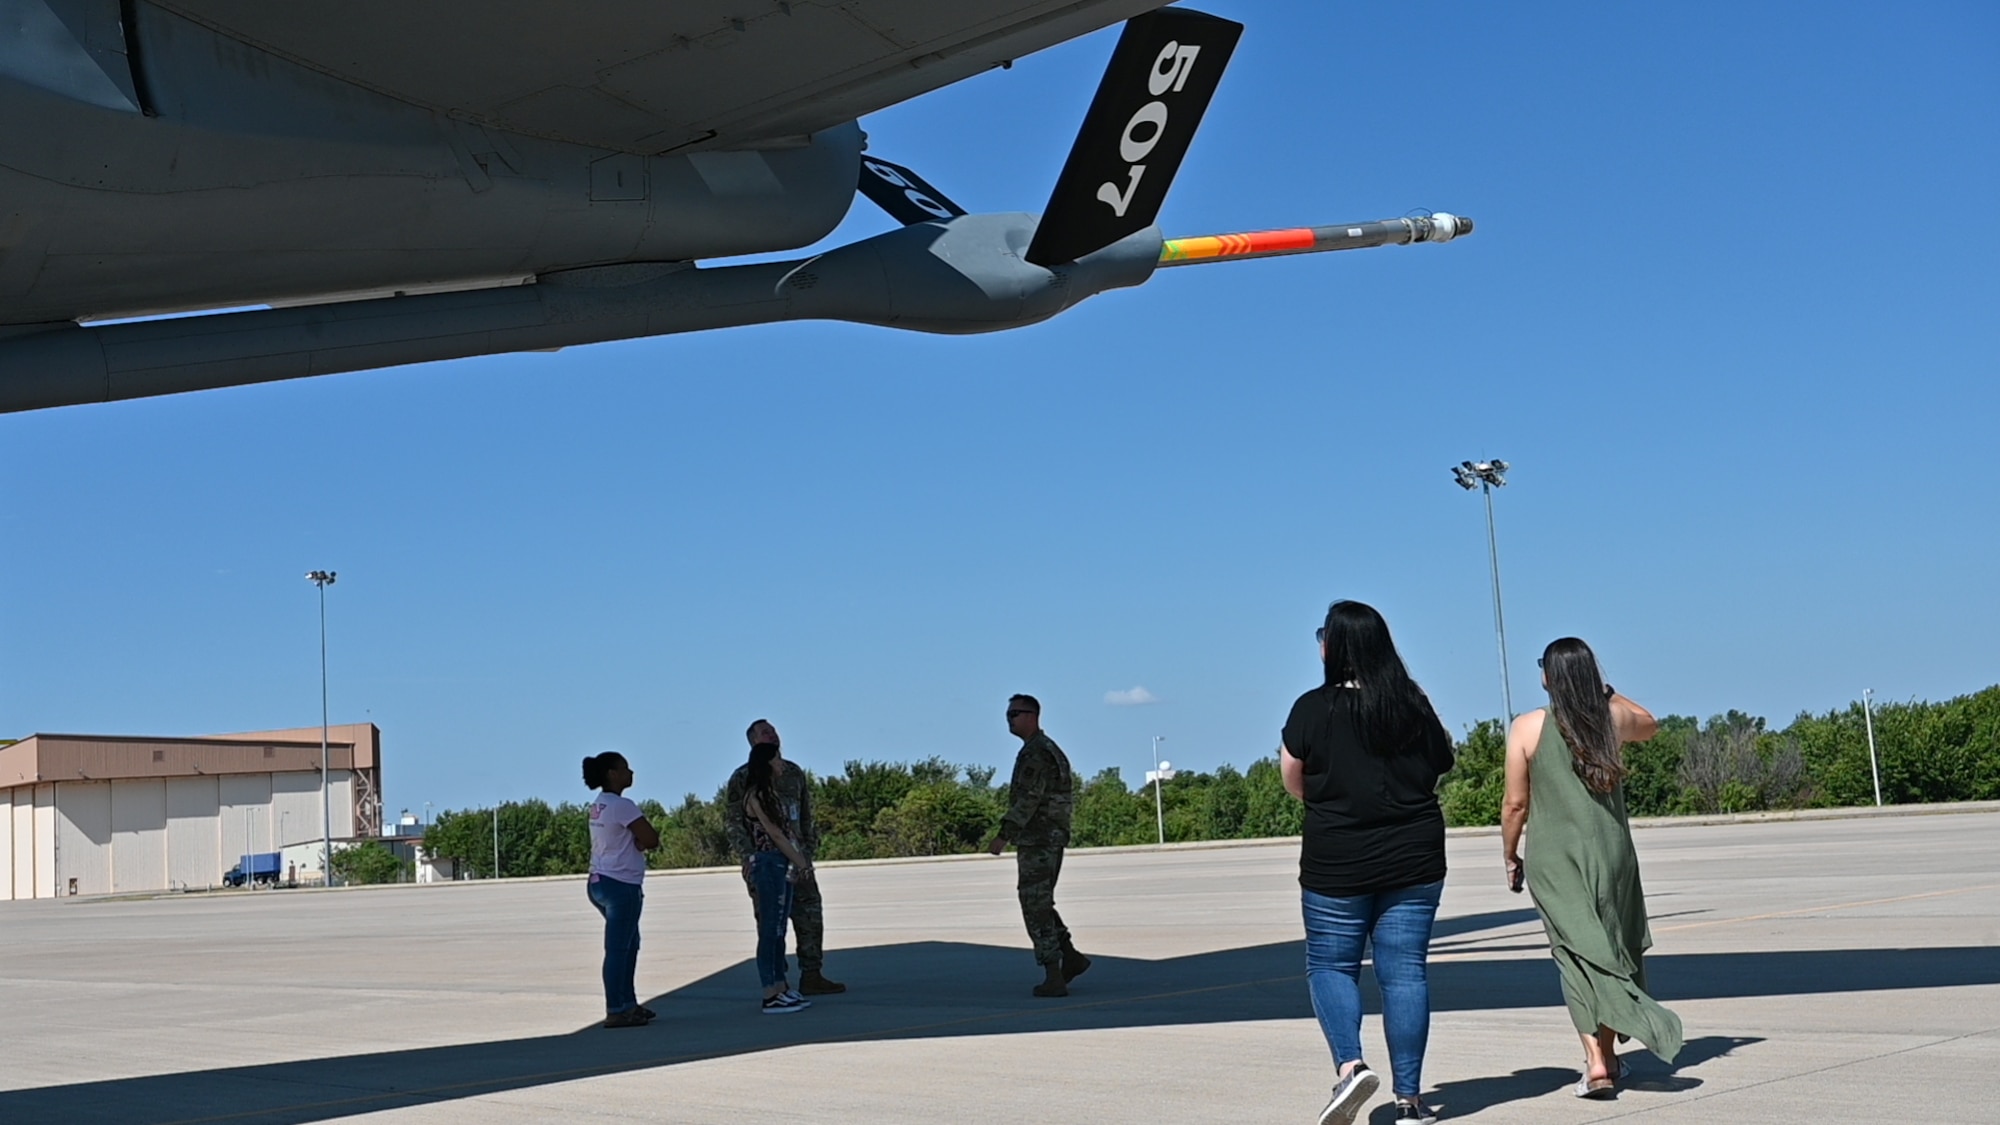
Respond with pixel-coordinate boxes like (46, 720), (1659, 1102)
(749, 852), (796, 990)
(1302, 879), (1443, 1098)
(587, 874), (644, 1014)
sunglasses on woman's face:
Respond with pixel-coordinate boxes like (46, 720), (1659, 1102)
(1536, 657), (1545, 669)
(1314, 627), (1325, 643)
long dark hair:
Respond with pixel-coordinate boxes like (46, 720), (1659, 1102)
(1319, 600), (1439, 755)
(1542, 637), (1625, 794)
(581, 751), (628, 791)
(746, 741), (785, 826)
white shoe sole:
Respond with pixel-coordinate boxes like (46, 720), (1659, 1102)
(1318, 1069), (1380, 1125)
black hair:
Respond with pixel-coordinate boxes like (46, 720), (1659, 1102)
(1319, 600), (1440, 756)
(746, 741), (784, 827)
(1542, 637), (1625, 794)
(1008, 693), (1041, 713)
(581, 751), (628, 791)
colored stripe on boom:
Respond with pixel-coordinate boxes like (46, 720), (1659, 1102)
(1159, 227), (1316, 262)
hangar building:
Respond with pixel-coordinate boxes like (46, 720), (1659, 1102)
(0, 724), (382, 899)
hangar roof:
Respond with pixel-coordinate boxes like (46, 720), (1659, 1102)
(0, 724), (380, 788)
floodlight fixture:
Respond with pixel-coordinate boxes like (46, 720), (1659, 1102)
(1451, 459), (1515, 720)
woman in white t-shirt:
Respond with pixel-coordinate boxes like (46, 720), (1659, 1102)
(583, 752), (660, 1028)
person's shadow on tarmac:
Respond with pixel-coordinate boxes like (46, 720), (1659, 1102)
(1370, 1035), (1760, 1121)
(6, 900), (1988, 1125)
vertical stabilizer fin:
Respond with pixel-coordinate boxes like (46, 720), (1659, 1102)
(1024, 7), (1242, 267)
(858, 156), (968, 225)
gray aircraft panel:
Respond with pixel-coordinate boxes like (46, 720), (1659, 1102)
(0, 4), (1475, 413)
(152, 0), (1166, 153)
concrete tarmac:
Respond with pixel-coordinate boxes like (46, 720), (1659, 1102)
(1, 809), (1995, 1124)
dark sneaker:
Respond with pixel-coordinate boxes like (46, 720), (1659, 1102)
(1061, 946), (1092, 982)
(1395, 1099), (1438, 1124)
(634, 1005), (657, 1020)
(761, 993), (811, 1015)
(602, 1008), (650, 1029)
(1317, 1064), (1379, 1125)
(799, 971), (847, 995)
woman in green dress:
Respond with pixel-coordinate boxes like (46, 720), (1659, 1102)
(1501, 637), (1683, 1097)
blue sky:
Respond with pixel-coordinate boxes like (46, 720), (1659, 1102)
(3, 1), (1995, 814)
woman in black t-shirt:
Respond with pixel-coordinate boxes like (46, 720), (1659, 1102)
(1280, 600), (1455, 1125)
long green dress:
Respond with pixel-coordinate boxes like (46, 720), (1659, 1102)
(1525, 709), (1684, 1062)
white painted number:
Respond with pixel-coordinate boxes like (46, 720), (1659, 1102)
(1097, 38), (1202, 218)
(903, 190), (954, 218)
(1148, 41), (1201, 96)
(1118, 101), (1168, 163)
(864, 160), (909, 188)
(865, 160), (954, 219)
(1096, 165), (1146, 217)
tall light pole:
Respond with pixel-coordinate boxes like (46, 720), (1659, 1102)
(1863, 688), (1883, 807)
(306, 570), (337, 886)
(1144, 736), (1175, 846)
(1452, 459), (1515, 721)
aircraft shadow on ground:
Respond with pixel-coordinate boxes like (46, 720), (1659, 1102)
(7, 910), (1994, 1124)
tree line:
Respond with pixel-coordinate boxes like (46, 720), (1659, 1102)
(1439, 684), (2000, 824)
(394, 685), (1999, 884)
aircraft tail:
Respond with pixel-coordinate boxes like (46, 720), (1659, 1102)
(1024, 7), (1242, 267)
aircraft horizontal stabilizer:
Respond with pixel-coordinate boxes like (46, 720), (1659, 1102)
(1025, 8), (1242, 267)
(1156, 214), (1474, 267)
(858, 157), (967, 225)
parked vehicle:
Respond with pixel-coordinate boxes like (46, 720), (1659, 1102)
(224, 852), (283, 888)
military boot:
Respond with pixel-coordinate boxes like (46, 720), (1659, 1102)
(1061, 941), (1092, 983)
(1032, 962), (1068, 998)
(798, 969), (847, 995)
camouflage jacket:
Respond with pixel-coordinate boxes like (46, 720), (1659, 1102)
(1001, 732), (1075, 846)
(724, 759), (818, 860)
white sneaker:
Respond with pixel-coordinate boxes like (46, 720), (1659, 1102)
(1318, 1064), (1379, 1125)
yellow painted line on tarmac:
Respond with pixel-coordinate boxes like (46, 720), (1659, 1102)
(1654, 882), (2000, 934)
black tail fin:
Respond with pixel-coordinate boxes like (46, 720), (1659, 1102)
(857, 156), (967, 226)
(1024, 8), (1242, 267)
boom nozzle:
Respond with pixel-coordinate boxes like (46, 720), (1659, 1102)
(1158, 212), (1475, 267)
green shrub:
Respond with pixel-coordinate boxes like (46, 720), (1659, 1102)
(331, 841), (409, 884)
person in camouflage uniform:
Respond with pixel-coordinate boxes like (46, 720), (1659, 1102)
(985, 694), (1090, 997)
(725, 719), (846, 995)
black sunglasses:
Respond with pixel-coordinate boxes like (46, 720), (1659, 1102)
(1314, 627), (1325, 643)
(1536, 657), (1545, 668)
(1005, 708), (1035, 718)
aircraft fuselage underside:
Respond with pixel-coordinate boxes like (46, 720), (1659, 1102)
(0, 3), (1472, 413)
(1, 4), (862, 327)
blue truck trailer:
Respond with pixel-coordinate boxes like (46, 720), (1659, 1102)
(224, 852), (282, 887)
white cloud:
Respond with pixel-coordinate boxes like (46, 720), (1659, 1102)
(1103, 686), (1160, 707)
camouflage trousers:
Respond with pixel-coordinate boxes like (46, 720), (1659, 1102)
(744, 865), (826, 974)
(1015, 844), (1073, 967)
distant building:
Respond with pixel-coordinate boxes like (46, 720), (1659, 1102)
(0, 725), (382, 899)
(377, 808), (456, 883)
